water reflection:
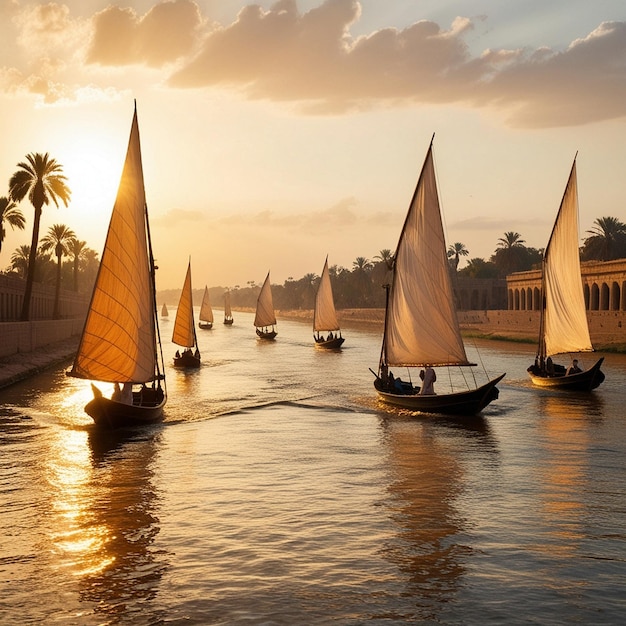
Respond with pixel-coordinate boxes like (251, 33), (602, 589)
(45, 426), (168, 623)
(379, 418), (470, 620)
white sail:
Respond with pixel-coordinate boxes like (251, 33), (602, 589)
(199, 286), (213, 324)
(224, 290), (232, 318)
(70, 108), (158, 384)
(172, 262), (196, 348)
(254, 272), (276, 327)
(541, 159), (593, 357)
(384, 142), (469, 367)
(314, 256), (340, 332)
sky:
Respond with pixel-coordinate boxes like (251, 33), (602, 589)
(1, 0), (625, 290)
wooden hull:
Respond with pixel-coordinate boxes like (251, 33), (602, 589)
(199, 322), (213, 329)
(224, 318), (234, 325)
(173, 352), (201, 368)
(315, 337), (345, 349)
(85, 393), (165, 429)
(256, 328), (276, 340)
(528, 357), (605, 391)
(375, 373), (505, 416)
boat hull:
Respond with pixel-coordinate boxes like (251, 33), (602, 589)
(199, 322), (213, 330)
(315, 337), (345, 349)
(224, 318), (234, 325)
(173, 353), (201, 368)
(528, 357), (605, 391)
(85, 394), (165, 429)
(374, 373), (505, 416)
(256, 328), (276, 340)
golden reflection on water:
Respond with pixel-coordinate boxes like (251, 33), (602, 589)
(46, 429), (115, 577)
(535, 393), (600, 557)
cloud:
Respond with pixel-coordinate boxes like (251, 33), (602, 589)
(154, 207), (206, 224)
(86, 0), (205, 67)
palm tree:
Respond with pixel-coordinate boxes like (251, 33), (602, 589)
(9, 152), (71, 320)
(581, 216), (626, 261)
(373, 249), (394, 270)
(492, 231), (528, 276)
(447, 242), (469, 270)
(40, 223), (75, 318)
(9, 245), (32, 278)
(67, 238), (87, 292)
(0, 196), (26, 255)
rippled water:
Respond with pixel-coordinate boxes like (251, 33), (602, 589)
(1, 310), (625, 625)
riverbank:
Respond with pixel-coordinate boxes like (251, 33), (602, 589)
(0, 335), (79, 390)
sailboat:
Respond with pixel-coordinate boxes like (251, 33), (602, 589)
(172, 261), (201, 367)
(223, 289), (234, 325)
(254, 272), (277, 339)
(373, 137), (505, 415)
(198, 285), (214, 329)
(161, 303), (168, 318)
(313, 256), (344, 349)
(527, 157), (605, 390)
(68, 104), (166, 428)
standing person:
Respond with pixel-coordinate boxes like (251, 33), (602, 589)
(420, 365), (436, 395)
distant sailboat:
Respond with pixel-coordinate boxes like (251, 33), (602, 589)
(172, 261), (201, 367)
(527, 156), (605, 391)
(313, 256), (344, 349)
(373, 137), (505, 416)
(254, 272), (277, 339)
(198, 286), (213, 329)
(161, 303), (168, 317)
(68, 104), (167, 428)
(223, 289), (234, 325)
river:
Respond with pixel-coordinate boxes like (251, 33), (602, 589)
(1, 310), (625, 625)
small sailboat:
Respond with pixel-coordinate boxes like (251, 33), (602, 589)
(223, 289), (234, 325)
(198, 285), (213, 329)
(68, 104), (166, 428)
(313, 256), (344, 349)
(172, 261), (201, 367)
(527, 156), (605, 390)
(161, 302), (168, 317)
(373, 137), (505, 415)
(254, 272), (277, 339)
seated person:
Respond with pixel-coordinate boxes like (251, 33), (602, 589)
(566, 359), (582, 375)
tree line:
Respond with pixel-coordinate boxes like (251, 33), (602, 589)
(3, 151), (626, 317)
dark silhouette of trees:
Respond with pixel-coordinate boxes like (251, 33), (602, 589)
(0, 196), (25, 254)
(581, 216), (626, 261)
(9, 152), (71, 320)
(447, 242), (469, 271)
(40, 223), (75, 318)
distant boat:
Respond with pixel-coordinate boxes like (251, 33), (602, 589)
(254, 272), (277, 340)
(313, 256), (344, 349)
(68, 104), (167, 428)
(527, 156), (605, 391)
(198, 285), (213, 330)
(223, 289), (234, 325)
(172, 261), (201, 367)
(161, 303), (168, 317)
(373, 137), (505, 416)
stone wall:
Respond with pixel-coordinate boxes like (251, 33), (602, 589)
(0, 318), (85, 358)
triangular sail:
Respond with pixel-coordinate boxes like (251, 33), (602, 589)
(314, 257), (340, 332)
(161, 303), (168, 317)
(69, 109), (158, 383)
(384, 142), (469, 367)
(541, 159), (593, 357)
(254, 272), (276, 327)
(172, 262), (196, 348)
(199, 286), (213, 323)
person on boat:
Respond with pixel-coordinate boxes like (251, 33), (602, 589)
(111, 382), (122, 401)
(328, 332), (333, 340)
(419, 365), (436, 395)
(546, 357), (555, 376)
(175, 350), (180, 358)
(120, 382), (133, 405)
(566, 359), (582, 375)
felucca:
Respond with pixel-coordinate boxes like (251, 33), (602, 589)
(254, 272), (277, 339)
(223, 289), (234, 325)
(373, 137), (505, 415)
(313, 256), (344, 349)
(68, 104), (166, 428)
(198, 286), (213, 330)
(527, 156), (605, 391)
(172, 261), (201, 367)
